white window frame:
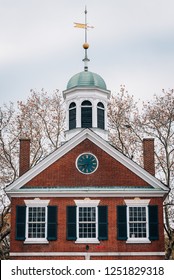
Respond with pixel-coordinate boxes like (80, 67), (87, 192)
(125, 199), (151, 244)
(24, 199), (50, 244)
(75, 199), (100, 244)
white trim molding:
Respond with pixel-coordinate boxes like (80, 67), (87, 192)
(124, 199), (150, 206)
(10, 251), (165, 260)
(74, 199), (100, 207)
(24, 199), (50, 207)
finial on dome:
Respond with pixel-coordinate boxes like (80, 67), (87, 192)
(83, 43), (89, 49)
(83, 7), (90, 71)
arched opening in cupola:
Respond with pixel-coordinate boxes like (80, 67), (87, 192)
(69, 102), (76, 130)
(81, 100), (92, 128)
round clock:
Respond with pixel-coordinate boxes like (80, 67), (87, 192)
(76, 153), (98, 174)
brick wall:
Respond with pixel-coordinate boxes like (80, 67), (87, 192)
(10, 196), (165, 260)
(26, 139), (149, 187)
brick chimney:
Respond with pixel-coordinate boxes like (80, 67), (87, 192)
(19, 139), (30, 176)
(143, 138), (155, 176)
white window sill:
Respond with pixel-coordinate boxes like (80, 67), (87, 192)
(126, 238), (151, 244)
(24, 239), (49, 244)
(75, 238), (100, 244)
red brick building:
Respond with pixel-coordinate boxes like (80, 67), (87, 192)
(6, 36), (168, 260)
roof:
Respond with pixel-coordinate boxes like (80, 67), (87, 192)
(67, 71), (107, 90)
(6, 128), (169, 197)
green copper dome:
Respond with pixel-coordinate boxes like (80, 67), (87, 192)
(67, 71), (107, 90)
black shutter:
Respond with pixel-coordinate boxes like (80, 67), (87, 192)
(98, 206), (108, 240)
(16, 206), (26, 240)
(47, 206), (57, 241)
(67, 206), (76, 240)
(148, 205), (159, 240)
(117, 205), (127, 240)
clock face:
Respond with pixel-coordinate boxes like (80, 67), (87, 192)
(76, 153), (98, 174)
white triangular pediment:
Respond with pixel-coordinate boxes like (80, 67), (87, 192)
(6, 129), (168, 193)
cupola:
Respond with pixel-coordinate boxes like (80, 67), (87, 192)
(67, 71), (107, 91)
(63, 8), (110, 141)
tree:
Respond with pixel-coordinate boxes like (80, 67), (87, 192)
(139, 89), (174, 259)
(0, 190), (10, 259)
(108, 87), (174, 259)
(0, 89), (65, 258)
(0, 89), (65, 189)
(17, 89), (65, 167)
(108, 85), (144, 165)
(0, 102), (19, 188)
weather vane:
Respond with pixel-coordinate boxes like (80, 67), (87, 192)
(74, 7), (94, 71)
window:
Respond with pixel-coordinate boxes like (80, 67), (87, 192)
(128, 206), (147, 239)
(67, 201), (108, 243)
(24, 200), (49, 243)
(27, 207), (46, 239)
(16, 200), (57, 243)
(81, 101), (92, 128)
(126, 200), (150, 243)
(97, 102), (105, 129)
(78, 207), (97, 239)
(75, 200), (99, 243)
(117, 200), (159, 243)
(69, 102), (76, 130)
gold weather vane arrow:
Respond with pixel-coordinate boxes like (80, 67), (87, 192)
(74, 22), (94, 29)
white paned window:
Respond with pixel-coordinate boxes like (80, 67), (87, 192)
(79, 207), (96, 238)
(24, 199), (50, 244)
(28, 207), (46, 239)
(128, 206), (147, 238)
(75, 199), (100, 243)
(125, 199), (151, 243)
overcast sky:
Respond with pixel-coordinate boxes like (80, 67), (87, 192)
(0, 0), (174, 106)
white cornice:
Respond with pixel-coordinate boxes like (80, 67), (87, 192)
(63, 86), (111, 98)
(8, 190), (166, 198)
(6, 129), (168, 194)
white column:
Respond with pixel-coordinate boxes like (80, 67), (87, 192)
(104, 101), (108, 130)
(66, 103), (69, 130)
(76, 99), (81, 128)
(93, 99), (98, 128)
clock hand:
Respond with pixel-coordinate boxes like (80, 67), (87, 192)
(78, 163), (87, 166)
